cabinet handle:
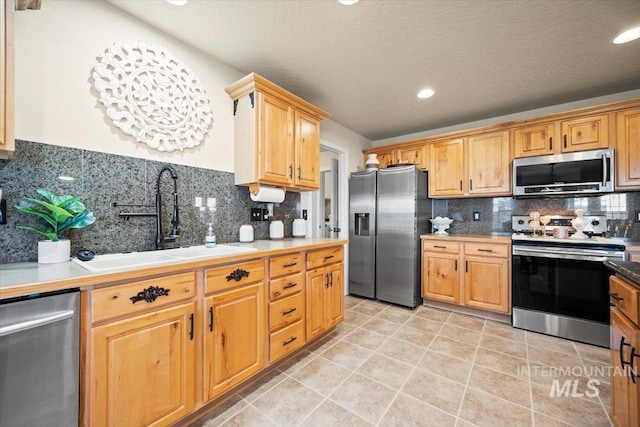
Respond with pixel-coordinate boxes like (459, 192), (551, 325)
(459, 180), (462, 191)
(619, 337), (637, 384)
(469, 179), (473, 191)
(434, 245), (446, 249)
(324, 255), (335, 260)
(465, 260), (468, 273)
(549, 137), (553, 150)
(289, 164), (293, 178)
(282, 307), (297, 316)
(189, 313), (194, 341)
(609, 292), (624, 302)
(477, 248), (494, 253)
(130, 285), (170, 304)
(454, 259), (458, 271)
(283, 262), (298, 268)
(226, 268), (249, 282)
(329, 272), (333, 286)
(208, 306), (214, 332)
(563, 134), (567, 148)
(283, 336), (298, 346)
(297, 166), (301, 180)
(283, 282), (298, 289)
(325, 273), (330, 288)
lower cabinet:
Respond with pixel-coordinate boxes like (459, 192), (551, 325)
(306, 247), (344, 341)
(463, 256), (509, 312)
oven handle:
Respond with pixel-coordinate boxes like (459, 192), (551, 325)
(0, 310), (75, 337)
(512, 247), (623, 262)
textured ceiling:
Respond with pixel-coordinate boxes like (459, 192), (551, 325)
(107, 0), (640, 141)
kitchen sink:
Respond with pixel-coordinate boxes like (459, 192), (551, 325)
(72, 245), (258, 272)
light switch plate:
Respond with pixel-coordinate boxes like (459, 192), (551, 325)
(473, 211), (481, 221)
(636, 210), (640, 223)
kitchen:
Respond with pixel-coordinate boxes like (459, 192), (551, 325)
(1, 1), (640, 426)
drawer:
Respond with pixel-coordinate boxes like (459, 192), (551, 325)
(92, 272), (196, 323)
(269, 272), (305, 301)
(464, 242), (508, 258)
(270, 320), (305, 362)
(269, 292), (305, 331)
(423, 240), (460, 254)
(307, 246), (344, 270)
(610, 275), (640, 326)
(270, 253), (303, 278)
(205, 259), (265, 294)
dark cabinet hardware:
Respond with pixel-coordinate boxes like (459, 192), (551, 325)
(208, 306), (214, 332)
(188, 313), (194, 341)
(226, 269), (250, 282)
(283, 336), (297, 346)
(609, 292), (623, 302)
(477, 248), (494, 253)
(297, 166), (301, 180)
(620, 337), (637, 384)
(281, 307), (297, 316)
(454, 259), (458, 271)
(324, 255), (335, 260)
(283, 282), (298, 289)
(564, 134), (567, 148)
(549, 137), (553, 150)
(459, 180), (462, 191)
(130, 286), (170, 304)
(329, 272), (333, 286)
(283, 262), (298, 268)
(470, 179), (473, 191)
(434, 245), (446, 249)
(465, 261), (468, 273)
(289, 164), (293, 178)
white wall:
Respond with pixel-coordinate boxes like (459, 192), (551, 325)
(320, 120), (372, 172)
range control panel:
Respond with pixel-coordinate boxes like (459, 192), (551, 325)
(512, 215), (607, 234)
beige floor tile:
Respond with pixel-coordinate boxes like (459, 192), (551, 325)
(483, 320), (526, 342)
(468, 365), (532, 408)
(329, 321), (357, 339)
(376, 307), (414, 324)
(458, 388), (533, 427)
(417, 349), (472, 384)
(414, 306), (452, 322)
(474, 347), (528, 378)
(290, 356), (351, 396)
(404, 315), (446, 334)
(582, 360), (614, 385)
(526, 332), (579, 356)
(379, 392), (456, 427)
(527, 346), (582, 369)
(530, 382), (611, 427)
(360, 317), (402, 336)
(401, 368), (465, 415)
(239, 369), (288, 402)
(351, 302), (386, 316)
(252, 378), (324, 427)
(276, 350), (315, 375)
(357, 353), (414, 390)
(574, 341), (610, 365)
(200, 394), (247, 427)
(528, 365), (600, 403)
(438, 324), (482, 346)
(391, 325), (436, 348)
(220, 404), (278, 427)
(305, 334), (339, 355)
(596, 380), (612, 411)
(375, 337), (427, 365)
(533, 412), (574, 426)
(345, 296), (366, 309)
(344, 310), (372, 326)
(429, 335), (479, 362)
(455, 419), (479, 427)
(446, 312), (486, 332)
(319, 340), (372, 370)
(298, 399), (373, 427)
(479, 333), (527, 359)
(329, 373), (397, 424)
(343, 327), (389, 350)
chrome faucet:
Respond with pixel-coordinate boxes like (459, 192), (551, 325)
(116, 165), (180, 250)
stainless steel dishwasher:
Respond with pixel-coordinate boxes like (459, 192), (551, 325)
(0, 289), (79, 427)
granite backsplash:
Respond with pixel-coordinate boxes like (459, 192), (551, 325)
(0, 140), (301, 263)
(433, 193), (640, 241)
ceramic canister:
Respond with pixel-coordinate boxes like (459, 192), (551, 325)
(269, 220), (284, 240)
(239, 224), (254, 242)
(292, 218), (307, 237)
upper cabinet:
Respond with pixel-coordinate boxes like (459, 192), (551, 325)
(226, 73), (330, 191)
(616, 108), (640, 190)
(363, 144), (428, 170)
(0, 0), (15, 160)
(429, 131), (510, 198)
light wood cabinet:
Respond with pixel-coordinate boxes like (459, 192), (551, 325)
(616, 108), (640, 190)
(363, 144), (428, 170)
(306, 247), (344, 341)
(1, 0), (15, 159)
(610, 273), (640, 427)
(422, 238), (510, 314)
(204, 262), (265, 400)
(225, 73), (329, 191)
(512, 123), (555, 157)
(428, 131), (510, 198)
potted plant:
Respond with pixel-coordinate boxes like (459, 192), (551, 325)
(15, 188), (96, 263)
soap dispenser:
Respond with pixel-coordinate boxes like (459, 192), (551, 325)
(205, 223), (216, 247)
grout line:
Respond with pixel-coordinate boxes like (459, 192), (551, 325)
(453, 323), (481, 425)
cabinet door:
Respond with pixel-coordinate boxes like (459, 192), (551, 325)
(396, 145), (427, 169)
(561, 114), (609, 153)
(294, 110), (320, 189)
(90, 302), (196, 426)
(368, 149), (394, 169)
(306, 267), (327, 341)
(616, 108), (640, 190)
(258, 93), (294, 186)
(429, 139), (465, 196)
(611, 308), (639, 427)
(204, 283), (264, 400)
(468, 131), (510, 195)
(0, 0), (15, 159)
(422, 254), (460, 304)
(326, 263), (344, 328)
(463, 256), (509, 313)
(513, 124), (555, 158)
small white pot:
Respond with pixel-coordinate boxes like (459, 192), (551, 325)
(38, 239), (71, 264)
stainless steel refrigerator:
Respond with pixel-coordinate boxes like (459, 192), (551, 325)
(348, 165), (431, 308)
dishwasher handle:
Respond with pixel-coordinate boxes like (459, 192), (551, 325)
(0, 310), (75, 337)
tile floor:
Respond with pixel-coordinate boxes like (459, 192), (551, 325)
(191, 296), (614, 427)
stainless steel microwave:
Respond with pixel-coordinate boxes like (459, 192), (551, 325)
(513, 148), (614, 197)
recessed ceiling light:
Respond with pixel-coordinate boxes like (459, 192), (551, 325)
(338, 0), (360, 5)
(613, 26), (640, 44)
(166, 0), (188, 5)
(417, 89), (435, 99)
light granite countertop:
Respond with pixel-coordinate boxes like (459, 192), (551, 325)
(0, 238), (347, 299)
(420, 233), (512, 243)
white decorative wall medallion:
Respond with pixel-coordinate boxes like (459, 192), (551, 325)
(92, 41), (213, 152)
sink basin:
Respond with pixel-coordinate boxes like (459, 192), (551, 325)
(72, 245), (258, 272)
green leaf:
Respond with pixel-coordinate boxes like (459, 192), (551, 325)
(17, 226), (59, 241)
(36, 189), (59, 204)
(14, 204), (57, 229)
(28, 199), (74, 223)
(60, 197), (86, 214)
(58, 210), (96, 233)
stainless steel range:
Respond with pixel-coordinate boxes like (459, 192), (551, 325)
(511, 214), (626, 348)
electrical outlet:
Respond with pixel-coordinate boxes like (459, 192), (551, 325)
(261, 208), (269, 221)
(473, 211), (481, 221)
(636, 210), (640, 223)
(250, 208), (262, 221)
(302, 209), (307, 220)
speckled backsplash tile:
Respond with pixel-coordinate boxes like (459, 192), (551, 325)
(0, 140), (301, 263)
(433, 193), (640, 240)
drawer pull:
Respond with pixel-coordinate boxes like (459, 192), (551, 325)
(282, 307), (297, 316)
(477, 249), (494, 253)
(226, 269), (250, 282)
(324, 255), (335, 260)
(189, 313), (194, 341)
(609, 292), (624, 302)
(283, 282), (298, 289)
(283, 336), (297, 346)
(283, 262), (298, 268)
(130, 286), (170, 304)
(208, 306), (214, 332)
(434, 245), (446, 249)
(619, 337), (637, 384)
